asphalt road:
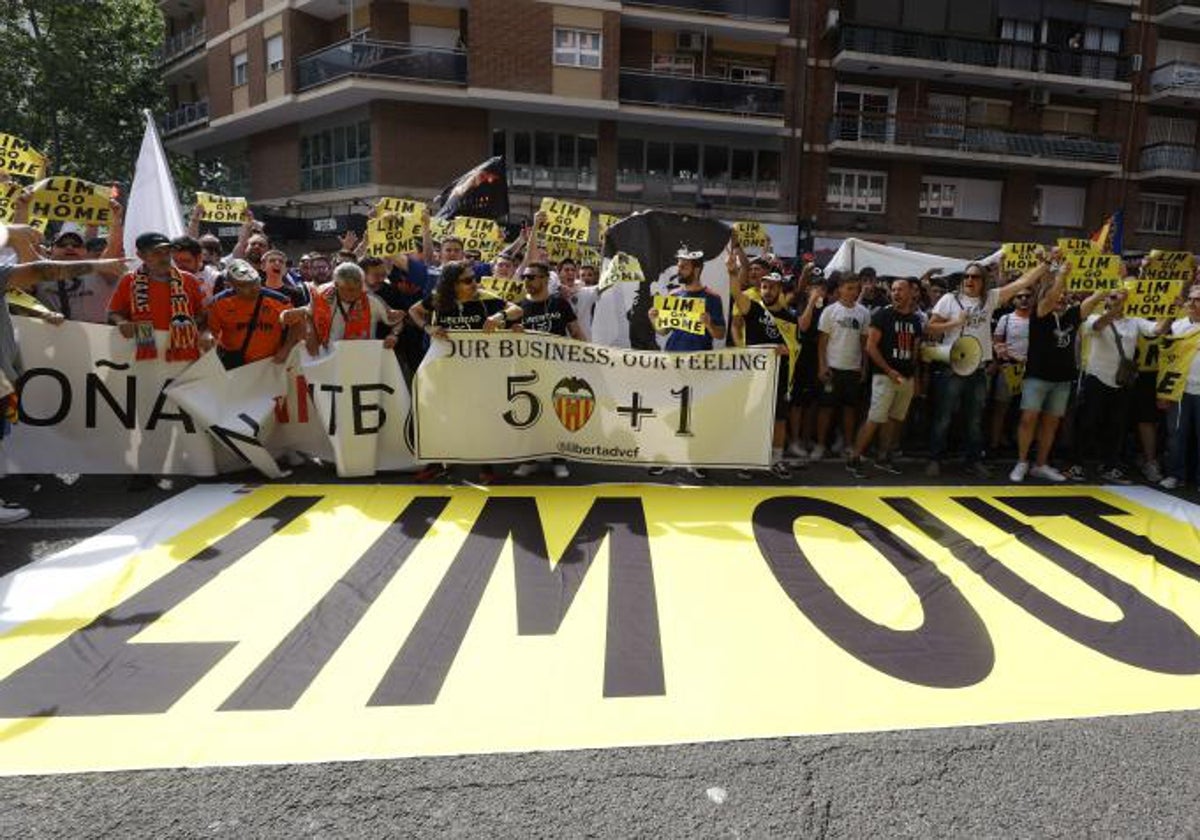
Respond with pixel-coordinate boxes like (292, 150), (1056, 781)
(0, 465), (1198, 839)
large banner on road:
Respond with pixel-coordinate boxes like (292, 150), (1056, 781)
(414, 332), (777, 467)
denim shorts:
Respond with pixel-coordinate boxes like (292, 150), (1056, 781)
(1020, 377), (1072, 418)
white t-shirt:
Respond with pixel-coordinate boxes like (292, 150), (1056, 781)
(818, 300), (870, 371)
(1170, 317), (1200, 396)
(1084, 314), (1158, 388)
(328, 293), (389, 341)
(931, 288), (1001, 364)
(994, 310), (1031, 361)
(571, 285), (599, 340)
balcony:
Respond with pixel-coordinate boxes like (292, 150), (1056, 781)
(615, 172), (779, 208)
(828, 110), (1122, 173)
(158, 20), (205, 66)
(1148, 62), (1200, 106)
(621, 0), (790, 23)
(296, 39), (467, 92)
(1155, 0), (1200, 26)
(161, 100), (209, 137)
(834, 24), (1131, 97)
(1139, 143), (1200, 182)
(618, 69), (784, 118)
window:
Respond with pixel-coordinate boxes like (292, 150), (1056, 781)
(1138, 195), (1185, 235)
(1146, 116), (1198, 147)
(613, 136), (780, 204)
(928, 94), (966, 140)
(652, 53), (695, 75)
(1041, 108), (1096, 136)
(501, 129), (597, 192)
(299, 120), (371, 192)
(728, 65), (770, 84)
(410, 25), (460, 49)
(835, 86), (894, 143)
(919, 177), (1002, 221)
(1033, 185), (1086, 227)
(827, 169), (887, 214)
(967, 98), (1012, 128)
(553, 28), (601, 68)
(265, 35), (283, 74)
(232, 51), (248, 87)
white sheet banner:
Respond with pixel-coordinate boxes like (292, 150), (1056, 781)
(414, 332), (777, 468)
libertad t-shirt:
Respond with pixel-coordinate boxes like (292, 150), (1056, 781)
(1026, 306), (1081, 383)
(743, 299), (796, 347)
(422, 293), (504, 330)
(818, 300), (869, 371)
(870, 306), (923, 378)
(931, 288), (1001, 364)
(520, 295), (577, 337)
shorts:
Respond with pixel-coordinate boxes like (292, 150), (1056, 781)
(867, 374), (915, 424)
(820, 368), (862, 409)
(1132, 371), (1162, 424)
(1020, 377), (1072, 418)
(790, 364), (821, 408)
(775, 365), (791, 421)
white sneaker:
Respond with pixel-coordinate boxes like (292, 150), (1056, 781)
(0, 501), (30, 525)
(1160, 476), (1181, 491)
(1030, 464), (1067, 483)
(810, 444), (827, 461)
(1009, 461), (1030, 483)
(512, 462), (538, 478)
(1142, 460), (1164, 484)
(786, 442), (808, 461)
(552, 462), (570, 479)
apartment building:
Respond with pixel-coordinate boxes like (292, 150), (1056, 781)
(158, 0), (800, 245)
(159, 0), (1200, 256)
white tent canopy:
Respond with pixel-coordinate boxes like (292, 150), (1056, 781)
(825, 238), (1001, 278)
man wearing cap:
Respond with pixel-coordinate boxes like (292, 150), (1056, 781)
(202, 259), (301, 369)
(34, 223), (124, 324)
(107, 232), (206, 362)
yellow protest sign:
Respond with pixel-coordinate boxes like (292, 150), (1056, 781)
(28, 177), (111, 226)
(376, 197), (426, 218)
(1124, 279), (1184, 320)
(654, 293), (706, 335)
(0, 133), (47, 180)
(1136, 335), (1162, 374)
(0, 182), (21, 224)
(1064, 253), (1121, 293)
(538, 198), (591, 244)
(598, 252), (645, 291)
(1142, 250), (1195, 284)
(1057, 238), (1095, 253)
(195, 191), (248, 224)
(1156, 328), (1200, 402)
(1001, 243), (1041, 274)
(480, 276), (524, 302)
(450, 217), (505, 260)
(1001, 362), (1026, 396)
(365, 213), (422, 258)
(5, 288), (53, 315)
(597, 213), (621, 240)
(734, 221), (770, 252)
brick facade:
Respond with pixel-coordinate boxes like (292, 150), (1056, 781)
(467, 0), (552, 93)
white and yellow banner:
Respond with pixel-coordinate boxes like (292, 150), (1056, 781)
(414, 332), (777, 467)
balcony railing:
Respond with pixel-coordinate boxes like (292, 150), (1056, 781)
(1156, 0), (1200, 12)
(618, 69), (784, 117)
(1149, 61), (1200, 96)
(296, 39), (467, 92)
(829, 111), (1121, 166)
(1140, 143), (1200, 172)
(837, 24), (1131, 83)
(622, 0), (790, 22)
(615, 172), (780, 207)
(158, 21), (205, 65)
(161, 100), (209, 137)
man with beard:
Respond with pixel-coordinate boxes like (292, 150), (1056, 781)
(107, 232), (207, 362)
(34, 204), (125, 323)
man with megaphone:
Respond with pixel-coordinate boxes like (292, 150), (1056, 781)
(924, 253), (1050, 478)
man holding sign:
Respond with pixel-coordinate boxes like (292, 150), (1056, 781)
(1161, 287), (1200, 491)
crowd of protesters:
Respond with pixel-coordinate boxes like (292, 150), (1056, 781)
(2, 192), (1200, 523)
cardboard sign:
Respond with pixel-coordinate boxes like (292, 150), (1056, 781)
(365, 213), (422, 258)
(734, 221), (770, 252)
(0, 133), (47, 179)
(1142, 251), (1195, 284)
(598, 252), (645, 291)
(1156, 328), (1200, 402)
(0, 182), (21, 224)
(1057, 238), (1096, 253)
(376, 197), (426, 218)
(480, 276), (524, 302)
(28, 177), (112, 226)
(450, 216), (504, 260)
(1001, 243), (1041, 274)
(538, 198), (591, 244)
(196, 191), (248, 224)
(1064, 253), (1121, 293)
(654, 294), (706, 335)
(1001, 362), (1026, 396)
(544, 238), (601, 267)
(598, 213), (621, 240)
(1124, 279), (1184, 320)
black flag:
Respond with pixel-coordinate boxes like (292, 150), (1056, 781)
(431, 156), (509, 220)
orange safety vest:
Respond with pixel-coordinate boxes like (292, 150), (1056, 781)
(311, 287), (373, 343)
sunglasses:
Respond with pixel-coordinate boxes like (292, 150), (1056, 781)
(457, 277), (478, 285)
(965, 273), (984, 279)
(1014, 293), (1031, 299)
(1188, 298), (1200, 304)
(521, 273), (542, 281)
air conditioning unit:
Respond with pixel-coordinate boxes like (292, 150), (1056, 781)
(676, 31), (704, 52)
(826, 8), (840, 32)
(1029, 87), (1050, 107)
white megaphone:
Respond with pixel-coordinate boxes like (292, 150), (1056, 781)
(921, 336), (983, 376)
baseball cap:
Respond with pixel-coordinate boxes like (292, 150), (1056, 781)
(53, 230), (85, 247)
(135, 232), (172, 252)
(675, 247), (704, 261)
(225, 258), (260, 284)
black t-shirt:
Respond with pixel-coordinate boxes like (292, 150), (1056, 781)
(369, 282), (406, 340)
(520, 295), (577, 337)
(742, 299), (796, 347)
(423, 293), (504, 330)
(870, 306), (923, 378)
(1026, 305), (1081, 383)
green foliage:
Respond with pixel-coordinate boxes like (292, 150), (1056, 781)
(0, 0), (181, 191)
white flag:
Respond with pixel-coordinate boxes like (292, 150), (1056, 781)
(123, 109), (185, 258)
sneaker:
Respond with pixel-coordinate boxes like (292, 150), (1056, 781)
(283, 450), (307, 468)
(874, 457), (902, 475)
(415, 463), (448, 482)
(552, 462), (570, 479)
(1009, 461), (1030, 483)
(770, 461), (792, 480)
(156, 478), (175, 491)
(1160, 476), (1181, 491)
(1066, 464), (1087, 482)
(924, 460), (941, 478)
(1030, 464), (1066, 483)
(966, 462), (993, 479)
(735, 470), (754, 481)
(786, 442), (808, 461)
(685, 467), (708, 480)
(810, 444), (827, 462)
(845, 457), (868, 479)
(0, 502), (30, 525)
(647, 465), (670, 477)
(512, 462), (538, 478)
(1099, 467), (1133, 485)
(1142, 460), (1164, 484)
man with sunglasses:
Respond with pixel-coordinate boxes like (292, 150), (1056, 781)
(1161, 286), (1200, 491)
